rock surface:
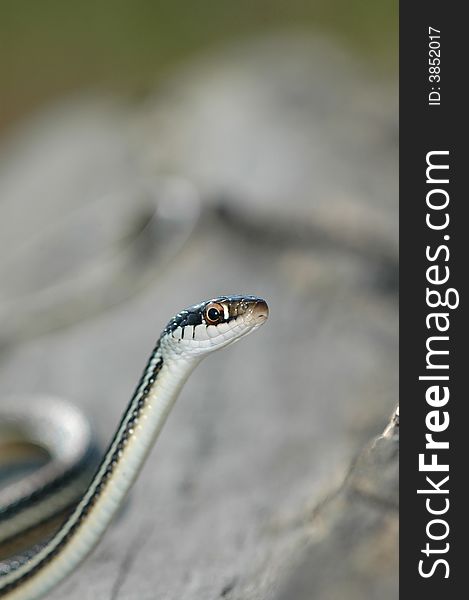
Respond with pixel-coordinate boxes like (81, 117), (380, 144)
(275, 408), (399, 600)
(0, 34), (397, 600)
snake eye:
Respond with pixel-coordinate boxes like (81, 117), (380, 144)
(204, 302), (224, 324)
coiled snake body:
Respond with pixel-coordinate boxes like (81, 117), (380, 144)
(0, 295), (268, 599)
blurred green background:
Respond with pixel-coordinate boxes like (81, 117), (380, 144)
(1, 0), (397, 133)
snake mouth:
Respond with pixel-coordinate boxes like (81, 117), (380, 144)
(250, 299), (269, 324)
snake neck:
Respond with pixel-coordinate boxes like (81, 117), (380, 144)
(0, 343), (197, 600)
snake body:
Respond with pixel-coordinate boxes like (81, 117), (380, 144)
(0, 295), (268, 599)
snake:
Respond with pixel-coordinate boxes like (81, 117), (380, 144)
(0, 295), (268, 599)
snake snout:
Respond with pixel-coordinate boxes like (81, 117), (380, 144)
(251, 299), (269, 324)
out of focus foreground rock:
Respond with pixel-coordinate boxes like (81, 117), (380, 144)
(276, 408), (398, 600)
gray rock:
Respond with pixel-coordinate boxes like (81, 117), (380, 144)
(275, 409), (399, 600)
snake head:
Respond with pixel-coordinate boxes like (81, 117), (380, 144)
(162, 295), (268, 359)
